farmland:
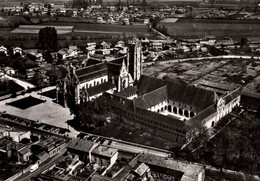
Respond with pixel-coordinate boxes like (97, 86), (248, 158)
(0, 16), (31, 28)
(40, 22), (150, 35)
(12, 25), (74, 34)
(157, 18), (260, 39)
(0, 20), (152, 48)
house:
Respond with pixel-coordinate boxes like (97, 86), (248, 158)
(97, 17), (105, 23)
(67, 138), (98, 161)
(0, 46), (7, 56)
(18, 146), (32, 162)
(26, 68), (35, 79)
(123, 18), (130, 25)
(100, 41), (111, 49)
(150, 42), (163, 51)
(4, 130), (31, 143)
(36, 151), (49, 164)
(4, 67), (16, 75)
(91, 145), (118, 169)
(58, 49), (68, 60)
(199, 36), (216, 45)
(144, 19), (150, 24)
(13, 47), (22, 56)
(116, 41), (125, 47)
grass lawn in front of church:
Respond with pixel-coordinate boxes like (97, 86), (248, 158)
(7, 96), (45, 109)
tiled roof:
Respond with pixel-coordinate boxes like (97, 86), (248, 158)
(137, 75), (215, 111)
(115, 86), (137, 98)
(103, 93), (185, 129)
(67, 138), (94, 153)
(87, 81), (116, 97)
(78, 69), (108, 83)
(107, 62), (121, 76)
(134, 86), (168, 109)
(75, 62), (107, 77)
(92, 145), (118, 158)
(187, 105), (216, 127)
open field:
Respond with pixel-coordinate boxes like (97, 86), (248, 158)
(0, 16), (31, 28)
(12, 25), (74, 34)
(158, 18), (260, 38)
(40, 22), (150, 34)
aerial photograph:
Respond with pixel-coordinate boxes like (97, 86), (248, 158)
(0, 0), (259, 180)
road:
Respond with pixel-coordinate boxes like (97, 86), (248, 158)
(15, 149), (67, 181)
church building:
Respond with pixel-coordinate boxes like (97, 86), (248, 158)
(56, 39), (142, 106)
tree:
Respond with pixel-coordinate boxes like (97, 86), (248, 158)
(67, 96), (112, 132)
(240, 37), (248, 48)
(31, 72), (45, 88)
(20, 138), (30, 144)
(38, 27), (58, 52)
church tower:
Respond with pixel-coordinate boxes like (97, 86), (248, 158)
(128, 38), (142, 82)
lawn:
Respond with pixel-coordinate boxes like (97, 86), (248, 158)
(7, 96), (45, 109)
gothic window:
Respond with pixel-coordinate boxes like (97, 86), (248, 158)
(161, 107), (163, 112)
(122, 79), (127, 89)
(165, 106), (167, 110)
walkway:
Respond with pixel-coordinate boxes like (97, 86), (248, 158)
(4, 74), (35, 90)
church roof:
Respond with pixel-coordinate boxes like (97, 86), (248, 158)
(107, 62), (121, 77)
(87, 81), (116, 97)
(75, 63), (107, 83)
(78, 69), (107, 83)
(75, 62), (106, 77)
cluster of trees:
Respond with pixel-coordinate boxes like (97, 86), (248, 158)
(0, 79), (23, 96)
(38, 27), (58, 52)
(177, 111), (260, 179)
(67, 97), (112, 132)
(46, 66), (68, 84)
(0, 54), (37, 75)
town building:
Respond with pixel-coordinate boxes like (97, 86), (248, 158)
(13, 47), (22, 56)
(0, 46), (7, 56)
